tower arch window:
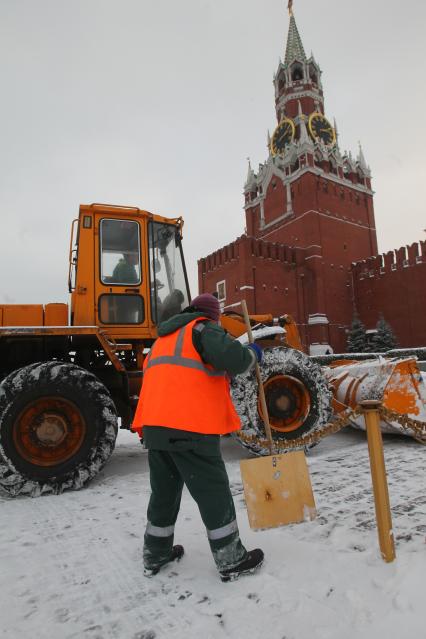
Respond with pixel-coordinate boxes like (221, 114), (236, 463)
(291, 62), (304, 82)
(314, 152), (323, 169)
(291, 158), (300, 173)
(278, 73), (286, 94)
(309, 65), (318, 85)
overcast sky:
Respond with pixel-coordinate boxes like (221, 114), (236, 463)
(1, 0), (425, 305)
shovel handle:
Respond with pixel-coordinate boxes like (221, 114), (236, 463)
(241, 300), (274, 454)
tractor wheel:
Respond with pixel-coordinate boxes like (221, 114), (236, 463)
(231, 346), (333, 455)
(0, 362), (118, 497)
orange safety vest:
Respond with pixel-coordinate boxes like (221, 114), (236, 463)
(132, 318), (241, 436)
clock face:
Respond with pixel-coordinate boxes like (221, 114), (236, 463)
(308, 112), (336, 146)
(271, 117), (295, 156)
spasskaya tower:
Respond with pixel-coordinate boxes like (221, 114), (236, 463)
(198, 3), (378, 354)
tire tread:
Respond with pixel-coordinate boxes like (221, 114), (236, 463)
(0, 361), (118, 497)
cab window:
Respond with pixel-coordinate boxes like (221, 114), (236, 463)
(100, 219), (141, 285)
(99, 294), (145, 325)
(148, 222), (190, 324)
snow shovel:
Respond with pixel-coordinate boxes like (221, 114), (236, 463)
(239, 299), (316, 530)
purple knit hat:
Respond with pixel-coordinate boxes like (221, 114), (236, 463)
(190, 293), (221, 322)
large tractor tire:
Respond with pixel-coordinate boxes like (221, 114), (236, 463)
(0, 362), (118, 497)
(231, 346), (333, 455)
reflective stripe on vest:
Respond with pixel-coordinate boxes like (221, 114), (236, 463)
(206, 519), (239, 541)
(146, 522), (175, 538)
(145, 324), (224, 378)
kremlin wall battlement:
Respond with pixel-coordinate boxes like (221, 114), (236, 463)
(352, 241), (426, 277)
(199, 236), (426, 351)
(198, 235), (308, 336)
(351, 242), (426, 348)
(198, 235), (305, 275)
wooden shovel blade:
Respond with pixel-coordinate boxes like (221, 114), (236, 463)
(240, 450), (316, 530)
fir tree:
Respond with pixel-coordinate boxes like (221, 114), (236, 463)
(372, 315), (398, 352)
(346, 313), (368, 353)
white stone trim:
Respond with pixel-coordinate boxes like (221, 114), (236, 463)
(260, 200), (265, 227)
(286, 182), (293, 215)
(259, 208), (376, 241)
(244, 165), (373, 211)
(216, 280), (226, 302)
(308, 314), (329, 326)
(262, 210), (295, 230)
(277, 88), (324, 105)
(240, 285), (254, 290)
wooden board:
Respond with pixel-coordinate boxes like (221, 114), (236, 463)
(240, 450), (316, 530)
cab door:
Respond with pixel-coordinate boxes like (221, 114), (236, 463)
(95, 216), (146, 331)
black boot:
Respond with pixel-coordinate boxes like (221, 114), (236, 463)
(219, 548), (264, 582)
(144, 545), (185, 577)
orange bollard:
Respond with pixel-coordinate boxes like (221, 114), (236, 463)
(360, 400), (396, 562)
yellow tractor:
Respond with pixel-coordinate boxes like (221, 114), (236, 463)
(0, 203), (336, 496)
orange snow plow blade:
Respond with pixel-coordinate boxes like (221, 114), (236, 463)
(324, 358), (426, 436)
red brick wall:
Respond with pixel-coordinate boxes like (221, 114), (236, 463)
(283, 96), (319, 119)
(198, 231), (358, 352)
(352, 242), (426, 347)
(256, 172), (377, 260)
(198, 236), (313, 348)
(199, 238), (426, 352)
(264, 179), (287, 226)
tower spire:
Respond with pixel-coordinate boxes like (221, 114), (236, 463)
(244, 158), (257, 192)
(284, 4), (306, 64)
(358, 142), (368, 171)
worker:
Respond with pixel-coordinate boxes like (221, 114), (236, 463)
(160, 288), (185, 321)
(132, 293), (264, 582)
(112, 252), (139, 284)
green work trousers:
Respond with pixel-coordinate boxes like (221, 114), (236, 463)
(143, 448), (247, 571)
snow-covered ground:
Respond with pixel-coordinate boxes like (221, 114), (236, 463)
(1, 428), (425, 639)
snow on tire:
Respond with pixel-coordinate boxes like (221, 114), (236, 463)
(0, 361), (118, 497)
(231, 346), (333, 455)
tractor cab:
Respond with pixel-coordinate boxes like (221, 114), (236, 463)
(69, 204), (191, 341)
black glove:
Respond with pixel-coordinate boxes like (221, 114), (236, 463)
(248, 343), (263, 364)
